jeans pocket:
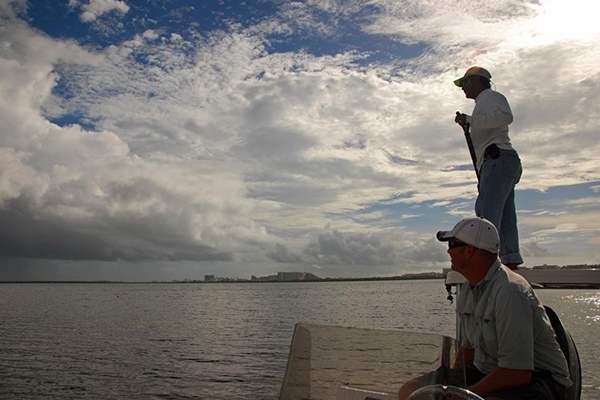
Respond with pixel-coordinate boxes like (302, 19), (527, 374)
(501, 152), (522, 182)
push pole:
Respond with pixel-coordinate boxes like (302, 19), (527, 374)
(456, 111), (479, 181)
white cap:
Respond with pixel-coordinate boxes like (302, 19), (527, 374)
(437, 216), (499, 254)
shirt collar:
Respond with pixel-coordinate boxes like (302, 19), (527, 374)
(471, 259), (501, 291)
(474, 88), (491, 103)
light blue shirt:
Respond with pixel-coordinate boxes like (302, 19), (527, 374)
(457, 261), (571, 386)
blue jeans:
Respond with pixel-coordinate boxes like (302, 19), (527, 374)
(475, 150), (523, 265)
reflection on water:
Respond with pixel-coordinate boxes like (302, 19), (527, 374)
(569, 292), (600, 322)
(0, 282), (598, 400)
(537, 289), (600, 400)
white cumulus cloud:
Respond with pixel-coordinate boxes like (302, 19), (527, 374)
(78, 0), (130, 22)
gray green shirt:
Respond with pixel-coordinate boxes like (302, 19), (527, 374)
(457, 261), (571, 387)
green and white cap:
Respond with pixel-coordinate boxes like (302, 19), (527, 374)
(454, 66), (492, 87)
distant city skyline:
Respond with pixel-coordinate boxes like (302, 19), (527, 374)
(3, 264), (597, 284)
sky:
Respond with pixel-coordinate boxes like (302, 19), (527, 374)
(1, 0), (599, 281)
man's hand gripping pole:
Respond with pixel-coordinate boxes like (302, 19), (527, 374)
(456, 111), (479, 181)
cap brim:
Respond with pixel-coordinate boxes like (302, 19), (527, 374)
(437, 231), (455, 242)
(453, 78), (463, 87)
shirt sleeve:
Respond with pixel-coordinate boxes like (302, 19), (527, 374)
(470, 92), (513, 130)
(494, 290), (535, 370)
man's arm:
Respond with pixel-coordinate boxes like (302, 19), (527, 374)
(468, 367), (532, 398)
(453, 346), (474, 369)
(469, 92), (513, 129)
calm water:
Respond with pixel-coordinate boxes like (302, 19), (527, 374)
(0, 280), (598, 400)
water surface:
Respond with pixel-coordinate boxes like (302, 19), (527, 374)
(0, 281), (598, 399)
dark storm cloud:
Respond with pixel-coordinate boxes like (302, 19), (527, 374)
(268, 228), (447, 268)
(0, 207), (233, 262)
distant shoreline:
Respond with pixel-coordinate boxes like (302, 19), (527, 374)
(0, 274), (445, 284)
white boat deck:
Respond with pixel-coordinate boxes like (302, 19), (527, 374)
(445, 268), (600, 288)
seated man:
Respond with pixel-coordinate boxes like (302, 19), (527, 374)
(399, 217), (571, 400)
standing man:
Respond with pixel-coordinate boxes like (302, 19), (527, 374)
(399, 216), (571, 400)
(454, 67), (523, 270)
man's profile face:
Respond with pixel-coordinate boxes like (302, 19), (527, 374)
(461, 76), (480, 99)
(448, 240), (470, 272)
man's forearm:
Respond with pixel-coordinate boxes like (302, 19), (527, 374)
(468, 367), (532, 398)
(453, 347), (474, 369)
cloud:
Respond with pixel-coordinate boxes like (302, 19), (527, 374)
(533, 223), (579, 236)
(75, 0), (130, 22)
(1, 0), (600, 279)
(268, 228), (447, 273)
(0, 12), (275, 265)
(520, 239), (563, 258)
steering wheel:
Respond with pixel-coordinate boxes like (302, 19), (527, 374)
(406, 384), (484, 400)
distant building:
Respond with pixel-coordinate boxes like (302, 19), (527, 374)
(204, 275), (215, 282)
(278, 272), (303, 281)
(563, 264), (600, 269)
(255, 274), (279, 282)
(277, 272), (322, 281)
(527, 264), (600, 271)
(299, 272), (322, 281)
(533, 264), (560, 270)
